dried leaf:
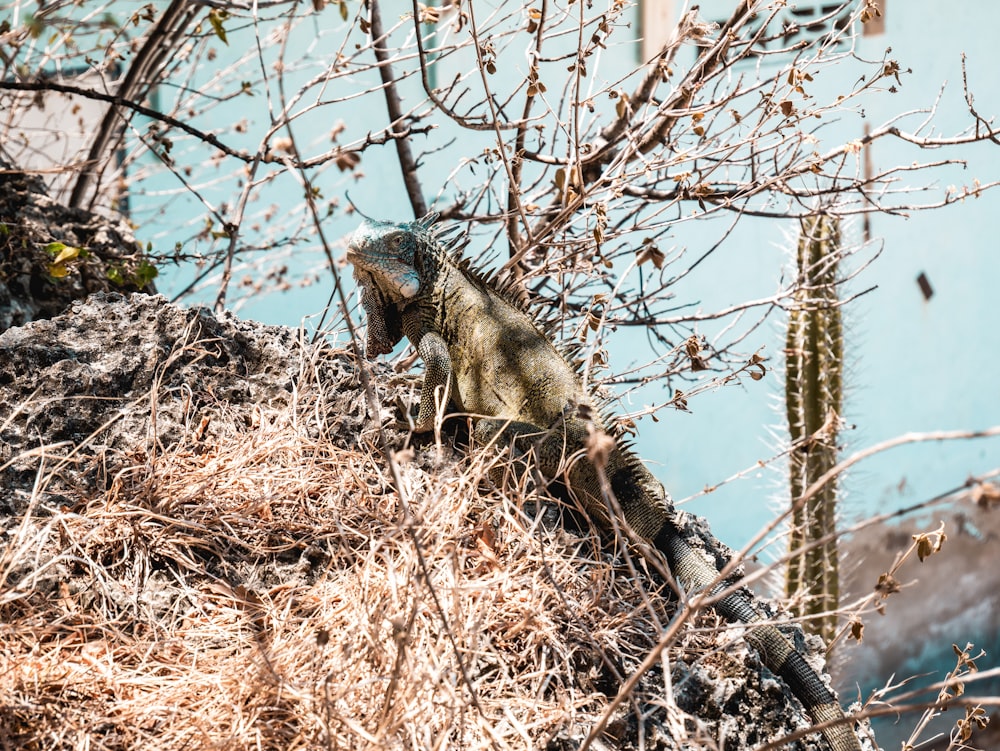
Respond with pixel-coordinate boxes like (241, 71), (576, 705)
(849, 620), (865, 642)
(273, 137), (295, 155)
(636, 239), (664, 269)
(913, 527), (946, 562)
(952, 642), (978, 671)
(615, 92), (629, 120)
(586, 310), (601, 332)
(417, 3), (441, 24)
(971, 481), (1000, 508)
(334, 150), (361, 172)
(883, 59), (902, 84)
(474, 521), (500, 570)
(861, 1), (883, 23)
(673, 389), (689, 412)
(685, 336), (709, 371)
(875, 572), (901, 597)
(585, 425), (615, 469)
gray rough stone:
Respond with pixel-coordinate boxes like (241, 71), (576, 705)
(0, 291), (362, 516)
(0, 154), (154, 332)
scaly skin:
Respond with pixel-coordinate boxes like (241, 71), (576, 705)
(347, 215), (862, 751)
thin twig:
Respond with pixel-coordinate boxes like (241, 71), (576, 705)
(370, 0), (427, 218)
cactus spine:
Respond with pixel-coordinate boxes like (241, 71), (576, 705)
(785, 214), (844, 643)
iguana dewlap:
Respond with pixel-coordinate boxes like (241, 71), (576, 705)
(347, 214), (863, 751)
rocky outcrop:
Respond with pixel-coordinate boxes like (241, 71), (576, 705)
(0, 155), (154, 332)
(0, 292), (360, 516)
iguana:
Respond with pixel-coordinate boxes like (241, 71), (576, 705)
(347, 214), (863, 751)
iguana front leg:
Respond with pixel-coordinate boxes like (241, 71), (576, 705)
(410, 331), (452, 433)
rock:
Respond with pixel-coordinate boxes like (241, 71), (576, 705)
(0, 155), (154, 333)
(0, 291), (360, 516)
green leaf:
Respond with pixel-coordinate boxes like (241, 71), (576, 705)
(27, 14), (44, 39)
(107, 266), (125, 285)
(135, 261), (159, 287)
(208, 9), (229, 45)
(45, 242), (83, 264)
(52, 244), (82, 265)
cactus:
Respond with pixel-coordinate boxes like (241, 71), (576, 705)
(784, 214), (844, 643)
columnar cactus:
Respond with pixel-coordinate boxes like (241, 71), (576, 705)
(784, 214), (844, 643)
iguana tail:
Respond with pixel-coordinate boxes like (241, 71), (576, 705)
(478, 417), (862, 751)
(654, 523), (862, 751)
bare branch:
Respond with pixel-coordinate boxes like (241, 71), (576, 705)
(69, 0), (200, 210)
(370, 0), (427, 218)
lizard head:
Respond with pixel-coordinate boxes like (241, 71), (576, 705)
(346, 215), (438, 302)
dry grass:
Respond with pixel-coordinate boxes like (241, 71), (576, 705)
(0, 356), (718, 751)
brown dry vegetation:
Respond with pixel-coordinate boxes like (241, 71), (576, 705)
(0, 321), (836, 751)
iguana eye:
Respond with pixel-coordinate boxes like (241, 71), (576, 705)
(390, 235), (403, 248)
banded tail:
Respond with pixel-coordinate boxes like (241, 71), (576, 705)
(654, 524), (862, 751)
